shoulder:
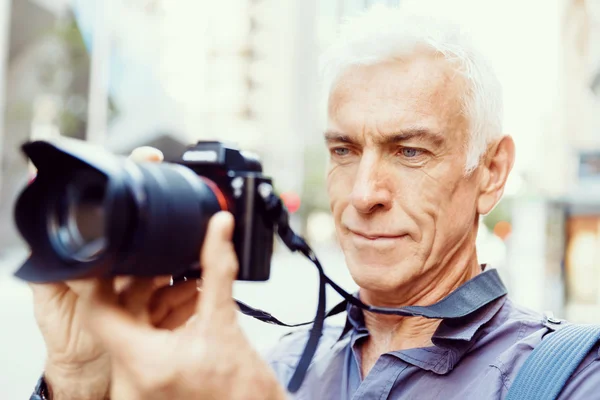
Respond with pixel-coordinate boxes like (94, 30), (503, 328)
(556, 334), (600, 399)
(497, 298), (546, 328)
(487, 299), (600, 398)
(484, 298), (548, 350)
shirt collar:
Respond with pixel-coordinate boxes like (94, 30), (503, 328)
(338, 266), (508, 374)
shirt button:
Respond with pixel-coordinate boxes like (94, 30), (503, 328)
(544, 311), (562, 324)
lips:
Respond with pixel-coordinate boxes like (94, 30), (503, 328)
(348, 229), (405, 240)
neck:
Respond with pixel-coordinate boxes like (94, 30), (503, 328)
(359, 243), (481, 352)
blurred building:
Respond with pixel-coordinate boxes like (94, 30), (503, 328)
(85, 0), (320, 233)
(98, 0), (316, 197)
(555, 0), (600, 322)
(0, 0), (322, 249)
(0, 0), (78, 251)
(506, 0), (600, 322)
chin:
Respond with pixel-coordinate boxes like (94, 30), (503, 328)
(343, 250), (420, 294)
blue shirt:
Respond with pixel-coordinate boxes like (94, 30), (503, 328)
(266, 268), (600, 399)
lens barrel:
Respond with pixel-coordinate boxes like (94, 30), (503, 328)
(109, 162), (223, 277)
(14, 140), (223, 282)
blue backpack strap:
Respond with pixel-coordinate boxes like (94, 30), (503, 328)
(506, 323), (600, 400)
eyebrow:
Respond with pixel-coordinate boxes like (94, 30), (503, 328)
(324, 128), (446, 148)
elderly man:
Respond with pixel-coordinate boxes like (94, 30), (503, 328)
(29, 7), (600, 400)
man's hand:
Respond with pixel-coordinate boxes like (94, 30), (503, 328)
(31, 147), (201, 400)
(81, 212), (287, 400)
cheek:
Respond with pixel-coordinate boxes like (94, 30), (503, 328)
(410, 170), (477, 247)
(395, 168), (468, 248)
(396, 169), (446, 221)
(445, 186), (478, 226)
(326, 164), (354, 216)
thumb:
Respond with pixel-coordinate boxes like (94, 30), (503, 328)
(198, 212), (239, 319)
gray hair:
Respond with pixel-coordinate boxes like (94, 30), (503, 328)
(320, 5), (504, 173)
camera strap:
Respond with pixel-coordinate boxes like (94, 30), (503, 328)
(244, 192), (508, 393)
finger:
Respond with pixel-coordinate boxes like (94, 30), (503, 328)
(157, 296), (198, 330)
(119, 278), (156, 318)
(29, 282), (68, 299)
(148, 279), (200, 325)
(198, 211), (238, 318)
(29, 283), (70, 320)
(153, 275), (173, 289)
(128, 146), (164, 163)
(67, 278), (113, 300)
(115, 276), (169, 295)
(114, 276), (133, 293)
(185, 315), (198, 328)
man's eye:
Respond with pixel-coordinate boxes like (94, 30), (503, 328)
(333, 148), (350, 156)
(400, 148), (422, 158)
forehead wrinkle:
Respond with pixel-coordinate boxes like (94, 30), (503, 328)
(327, 55), (469, 151)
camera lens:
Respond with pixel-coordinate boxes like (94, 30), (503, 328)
(47, 171), (108, 262)
(14, 139), (275, 283)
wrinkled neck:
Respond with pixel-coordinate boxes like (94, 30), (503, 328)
(359, 243), (481, 351)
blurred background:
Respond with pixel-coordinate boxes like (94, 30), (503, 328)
(1, 0), (599, 397)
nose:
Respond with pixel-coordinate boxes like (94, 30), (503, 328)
(350, 153), (393, 214)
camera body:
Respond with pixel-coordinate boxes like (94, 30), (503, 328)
(13, 138), (275, 283)
(176, 141), (275, 281)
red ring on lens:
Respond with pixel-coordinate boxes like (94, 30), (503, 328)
(199, 177), (228, 211)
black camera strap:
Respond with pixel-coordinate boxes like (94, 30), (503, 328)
(243, 192), (508, 393)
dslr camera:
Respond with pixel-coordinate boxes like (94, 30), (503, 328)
(14, 138), (277, 283)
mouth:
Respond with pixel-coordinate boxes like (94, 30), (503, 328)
(348, 229), (406, 241)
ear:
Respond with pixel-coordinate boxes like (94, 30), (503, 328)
(477, 135), (515, 215)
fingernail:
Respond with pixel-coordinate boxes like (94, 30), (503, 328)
(130, 147), (164, 162)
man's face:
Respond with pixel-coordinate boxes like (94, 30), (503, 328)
(326, 54), (482, 295)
